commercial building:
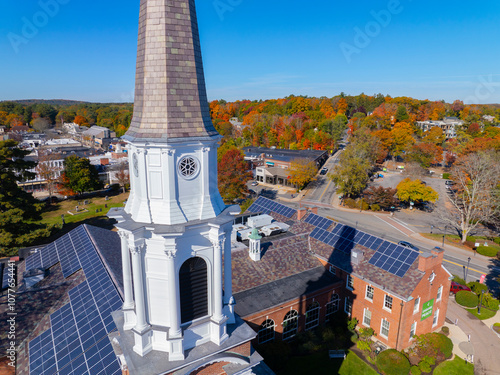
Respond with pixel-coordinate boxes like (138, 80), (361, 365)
(416, 117), (464, 139)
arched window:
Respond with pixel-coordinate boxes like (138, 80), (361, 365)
(258, 319), (275, 344)
(305, 302), (320, 330)
(179, 257), (208, 324)
(325, 294), (340, 321)
(282, 310), (298, 340)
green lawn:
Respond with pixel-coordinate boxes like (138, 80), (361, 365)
(434, 356), (474, 375)
(421, 233), (500, 254)
(466, 307), (497, 320)
(276, 350), (377, 375)
(339, 351), (378, 375)
(39, 193), (128, 226)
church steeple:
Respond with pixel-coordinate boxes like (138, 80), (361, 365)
(124, 0), (218, 142)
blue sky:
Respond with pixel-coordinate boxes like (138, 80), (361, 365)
(1, 0), (500, 104)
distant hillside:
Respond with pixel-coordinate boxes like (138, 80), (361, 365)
(2, 99), (90, 106)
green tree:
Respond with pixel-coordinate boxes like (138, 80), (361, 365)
(0, 140), (52, 255)
(396, 178), (439, 206)
(60, 155), (102, 195)
(395, 105), (409, 122)
(289, 158), (317, 189)
(218, 148), (252, 203)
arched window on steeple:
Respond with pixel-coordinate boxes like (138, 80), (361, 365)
(180, 257), (208, 324)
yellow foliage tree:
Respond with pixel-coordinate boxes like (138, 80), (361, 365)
(289, 158), (317, 189)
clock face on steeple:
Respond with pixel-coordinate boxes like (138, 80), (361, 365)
(133, 153), (139, 177)
(178, 156), (199, 179)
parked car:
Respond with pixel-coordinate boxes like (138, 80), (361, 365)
(398, 241), (419, 251)
(320, 168), (328, 175)
(251, 181), (259, 186)
(450, 281), (471, 294)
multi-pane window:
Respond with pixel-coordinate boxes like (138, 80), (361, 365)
(283, 310), (299, 340)
(437, 286), (443, 301)
(363, 309), (372, 327)
(329, 265), (336, 276)
(325, 294), (340, 321)
(346, 275), (354, 290)
(305, 302), (320, 330)
(384, 295), (393, 311)
(381, 319), (390, 338)
(344, 297), (352, 316)
(433, 309), (439, 327)
(366, 285), (374, 301)
(410, 321), (417, 338)
(258, 319), (275, 344)
(413, 297), (420, 314)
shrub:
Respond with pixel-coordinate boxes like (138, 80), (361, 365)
(482, 293), (500, 311)
(358, 198), (370, 211)
(466, 236), (477, 242)
(422, 355), (435, 366)
(456, 291), (478, 307)
(357, 340), (371, 352)
(494, 237), (500, 245)
(441, 326), (449, 335)
(476, 246), (499, 257)
(410, 365), (421, 375)
(344, 198), (357, 209)
(418, 360), (432, 373)
(376, 349), (411, 375)
(351, 333), (359, 344)
(452, 275), (467, 286)
(463, 240), (476, 249)
(370, 203), (381, 211)
(414, 333), (453, 360)
(359, 327), (375, 339)
(347, 317), (358, 331)
(467, 281), (488, 295)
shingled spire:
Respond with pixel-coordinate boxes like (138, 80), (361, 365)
(124, 0), (219, 142)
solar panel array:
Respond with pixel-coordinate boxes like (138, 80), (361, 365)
(27, 225), (122, 375)
(368, 243), (419, 278)
(309, 220), (418, 278)
(247, 196), (296, 218)
(304, 213), (333, 230)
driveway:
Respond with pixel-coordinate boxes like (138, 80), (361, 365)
(446, 299), (500, 375)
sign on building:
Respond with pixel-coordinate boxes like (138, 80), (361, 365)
(421, 299), (434, 321)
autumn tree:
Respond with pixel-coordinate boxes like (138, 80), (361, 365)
(36, 150), (62, 202)
(396, 178), (439, 207)
(406, 143), (443, 168)
(289, 158), (317, 189)
(32, 117), (51, 132)
(390, 121), (415, 160)
(60, 155), (102, 195)
(364, 186), (398, 210)
(442, 152), (500, 242)
(218, 148), (252, 203)
(114, 162), (130, 193)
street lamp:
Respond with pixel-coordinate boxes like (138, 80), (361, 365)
(442, 225), (448, 248)
(478, 290), (485, 315)
(465, 257), (471, 282)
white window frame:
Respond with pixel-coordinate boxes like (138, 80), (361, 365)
(344, 297), (352, 316)
(413, 297), (420, 314)
(437, 286), (443, 302)
(329, 265), (336, 276)
(326, 293), (340, 321)
(258, 319), (275, 344)
(380, 319), (390, 339)
(363, 308), (371, 327)
(384, 295), (393, 312)
(346, 275), (353, 290)
(305, 302), (321, 331)
(410, 321), (417, 339)
(433, 308), (439, 327)
(282, 310), (299, 340)
(366, 285), (374, 302)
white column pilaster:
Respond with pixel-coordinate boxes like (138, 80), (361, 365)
(119, 231), (136, 330)
(212, 236), (224, 322)
(223, 231), (235, 324)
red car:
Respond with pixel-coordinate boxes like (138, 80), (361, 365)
(450, 281), (471, 294)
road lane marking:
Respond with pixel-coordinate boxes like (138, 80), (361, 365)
(391, 217), (416, 233)
(442, 258), (486, 275)
(375, 215), (409, 237)
(319, 179), (332, 202)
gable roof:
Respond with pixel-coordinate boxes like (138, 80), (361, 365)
(10, 225), (123, 375)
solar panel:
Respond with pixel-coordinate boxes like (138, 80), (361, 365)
(368, 242), (419, 278)
(41, 243), (59, 269)
(246, 197), (296, 218)
(305, 213), (334, 230)
(25, 250), (42, 271)
(28, 225), (123, 375)
(2, 262), (11, 290)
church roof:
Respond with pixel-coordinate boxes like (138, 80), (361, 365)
(124, 0), (219, 143)
(9, 225), (123, 375)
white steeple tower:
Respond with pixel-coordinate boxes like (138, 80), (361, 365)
(109, 0), (238, 360)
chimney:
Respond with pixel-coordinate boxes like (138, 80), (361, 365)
(418, 253), (433, 272)
(351, 248), (364, 265)
(297, 209), (307, 220)
(431, 246), (444, 264)
(310, 207), (318, 214)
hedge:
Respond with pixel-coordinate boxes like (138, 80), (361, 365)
(467, 281), (488, 295)
(482, 293), (500, 311)
(410, 365), (421, 375)
(376, 349), (411, 375)
(456, 291), (478, 307)
(494, 237), (500, 245)
(476, 246), (499, 257)
(452, 275), (467, 286)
